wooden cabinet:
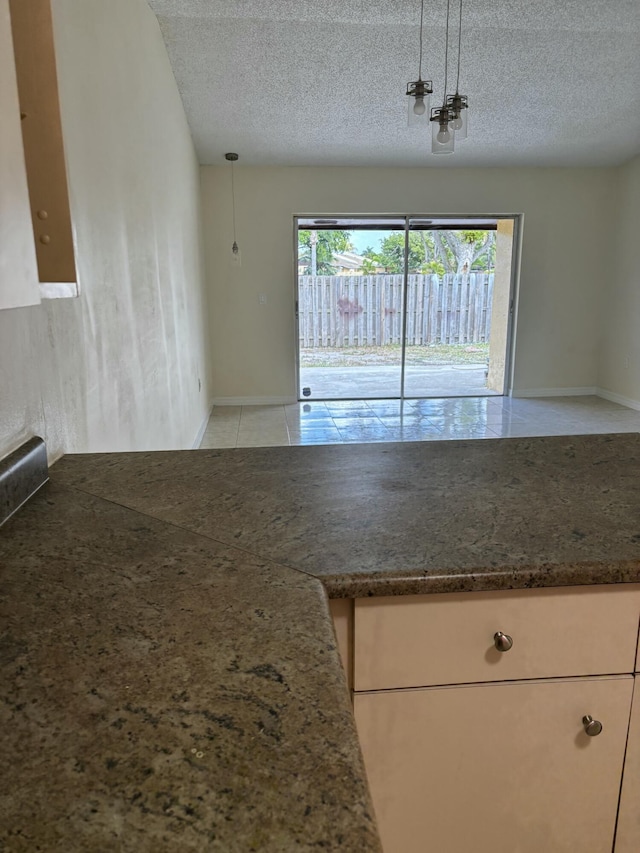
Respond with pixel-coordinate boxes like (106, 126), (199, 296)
(9, 0), (77, 290)
(0, 0), (40, 310)
(329, 597), (353, 690)
(333, 585), (640, 853)
(0, 0), (77, 310)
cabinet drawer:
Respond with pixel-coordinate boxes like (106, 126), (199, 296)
(355, 675), (633, 853)
(354, 585), (640, 691)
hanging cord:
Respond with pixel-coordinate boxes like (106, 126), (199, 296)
(231, 161), (238, 252)
(418, 0), (425, 79)
(455, 0), (463, 92)
(443, 0), (451, 102)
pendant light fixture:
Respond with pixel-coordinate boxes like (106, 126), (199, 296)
(430, 0), (455, 154)
(225, 152), (239, 255)
(406, 0), (433, 126)
(446, 0), (469, 139)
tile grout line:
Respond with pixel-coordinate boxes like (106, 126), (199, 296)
(197, 397), (640, 450)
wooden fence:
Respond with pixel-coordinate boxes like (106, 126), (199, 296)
(298, 273), (494, 347)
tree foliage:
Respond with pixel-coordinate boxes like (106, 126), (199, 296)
(298, 230), (352, 275)
(361, 233), (426, 274)
(362, 230), (495, 275)
(432, 230), (496, 274)
(359, 255), (379, 274)
(298, 228), (496, 276)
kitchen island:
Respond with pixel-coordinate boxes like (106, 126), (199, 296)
(3, 433), (640, 851)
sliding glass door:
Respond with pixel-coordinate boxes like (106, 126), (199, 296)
(295, 215), (517, 402)
(402, 218), (501, 398)
(296, 218), (406, 400)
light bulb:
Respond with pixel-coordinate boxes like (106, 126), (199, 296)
(436, 126), (451, 143)
(450, 115), (462, 131)
(413, 96), (426, 116)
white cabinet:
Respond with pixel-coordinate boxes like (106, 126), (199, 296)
(333, 585), (640, 853)
(355, 676), (633, 853)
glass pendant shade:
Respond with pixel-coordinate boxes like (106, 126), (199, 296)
(447, 94), (468, 139)
(455, 105), (468, 139)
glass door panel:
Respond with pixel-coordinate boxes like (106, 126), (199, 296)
(402, 218), (507, 398)
(297, 220), (406, 400)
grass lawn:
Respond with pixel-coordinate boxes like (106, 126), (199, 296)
(300, 343), (489, 368)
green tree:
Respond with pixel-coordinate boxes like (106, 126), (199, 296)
(359, 254), (379, 274)
(298, 230), (352, 275)
(363, 232), (431, 273)
(431, 230), (496, 274)
(423, 259), (446, 276)
(362, 229), (495, 276)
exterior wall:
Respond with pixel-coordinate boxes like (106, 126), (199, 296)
(201, 165), (613, 402)
(0, 0), (212, 461)
(597, 155), (640, 407)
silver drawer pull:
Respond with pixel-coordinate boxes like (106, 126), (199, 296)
(582, 716), (603, 737)
(493, 631), (513, 652)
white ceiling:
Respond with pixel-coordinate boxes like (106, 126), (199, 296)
(147, 0), (640, 168)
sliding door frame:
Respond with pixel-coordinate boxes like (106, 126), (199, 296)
(293, 213), (522, 402)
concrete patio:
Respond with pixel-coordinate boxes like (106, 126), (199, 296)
(298, 363), (498, 399)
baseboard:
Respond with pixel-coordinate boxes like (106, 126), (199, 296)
(192, 402), (215, 449)
(211, 396), (298, 406)
(596, 388), (640, 412)
(511, 386), (597, 398)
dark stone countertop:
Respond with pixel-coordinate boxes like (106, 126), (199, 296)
(51, 433), (640, 597)
(3, 432), (640, 850)
(0, 482), (379, 852)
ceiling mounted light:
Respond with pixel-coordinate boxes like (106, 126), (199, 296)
(446, 0), (469, 139)
(406, 0), (433, 126)
(430, 0), (455, 154)
(225, 152), (240, 256)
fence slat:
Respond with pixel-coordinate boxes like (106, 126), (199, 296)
(298, 273), (492, 347)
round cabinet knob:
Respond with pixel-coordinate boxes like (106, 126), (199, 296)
(582, 716), (603, 737)
(493, 631), (513, 652)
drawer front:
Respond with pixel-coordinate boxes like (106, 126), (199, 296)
(354, 585), (640, 691)
(355, 675), (634, 853)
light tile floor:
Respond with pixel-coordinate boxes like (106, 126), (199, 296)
(199, 396), (640, 449)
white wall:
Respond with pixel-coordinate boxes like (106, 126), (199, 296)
(598, 155), (640, 406)
(0, 0), (212, 461)
(200, 166), (614, 402)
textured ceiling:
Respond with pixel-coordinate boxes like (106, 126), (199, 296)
(147, 0), (640, 167)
